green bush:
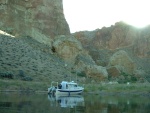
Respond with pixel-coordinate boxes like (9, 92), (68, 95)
(120, 71), (137, 83)
(71, 70), (76, 74)
(0, 72), (14, 79)
(18, 70), (25, 77)
(21, 76), (33, 81)
(121, 71), (129, 76)
(131, 76), (137, 82)
(77, 71), (86, 77)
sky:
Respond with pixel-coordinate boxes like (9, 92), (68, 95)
(63, 0), (150, 33)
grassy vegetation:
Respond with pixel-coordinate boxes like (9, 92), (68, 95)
(0, 79), (50, 92)
(77, 71), (86, 77)
(118, 71), (138, 83)
(0, 79), (150, 95)
(84, 82), (150, 94)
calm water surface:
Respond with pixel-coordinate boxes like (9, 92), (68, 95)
(0, 92), (150, 113)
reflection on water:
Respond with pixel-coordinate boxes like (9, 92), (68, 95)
(48, 95), (85, 108)
(84, 95), (150, 113)
(48, 95), (85, 113)
(0, 92), (150, 113)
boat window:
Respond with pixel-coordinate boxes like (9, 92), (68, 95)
(58, 84), (62, 89)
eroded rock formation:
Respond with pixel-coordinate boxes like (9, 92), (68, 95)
(85, 65), (108, 81)
(0, 0), (150, 83)
(73, 22), (150, 78)
(73, 22), (150, 58)
(108, 50), (136, 75)
(0, 0), (70, 45)
(52, 35), (83, 63)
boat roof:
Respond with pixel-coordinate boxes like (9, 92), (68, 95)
(61, 81), (77, 85)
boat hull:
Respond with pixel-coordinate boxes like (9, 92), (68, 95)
(56, 88), (84, 95)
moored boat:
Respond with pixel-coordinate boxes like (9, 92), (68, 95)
(48, 81), (84, 95)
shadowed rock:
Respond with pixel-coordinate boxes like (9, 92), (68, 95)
(85, 65), (108, 81)
(52, 35), (83, 63)
(108, 50), (136, 75)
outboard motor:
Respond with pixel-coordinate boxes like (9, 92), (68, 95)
(48, 86), (56, 95)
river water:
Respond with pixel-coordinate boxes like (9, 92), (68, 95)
(0, 92), (150, 113)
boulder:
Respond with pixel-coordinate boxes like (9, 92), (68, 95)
(74, 51), (96, 71)
(52, 35), (83, 63)
(108, 50), (136, 74)
(107, 66), (120, 78)
(85, 65), (108, 80)
(68, 50), (107, 81)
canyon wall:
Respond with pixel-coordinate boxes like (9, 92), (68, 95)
(73, 22), (150, 81)
(0, 0), (149, 83)
(0, 0), (70, 45)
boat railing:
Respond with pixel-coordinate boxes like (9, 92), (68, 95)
(51, 81), (58, 88)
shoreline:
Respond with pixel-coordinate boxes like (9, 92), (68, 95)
(0, 79), (150, 96)
(0, 89), (150, 97)
(86, 90), (150, 97)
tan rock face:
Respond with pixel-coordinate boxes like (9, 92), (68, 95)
(0, 0), (70, 44)
(108, 24), (137, 49)
(108, 50), (136, 74)
(85, 65), (108, 80)
(73, 51), (96, 73)
(132, 27), (150, 58)
(52, 35), (82, 63)
(107, 66), (120, 78)
(73, 22), (150, 58)
(73, 22), (150, 75)
(73, 22), (138, 50)
(73, 23), (150, 60)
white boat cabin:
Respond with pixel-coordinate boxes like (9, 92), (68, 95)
(59, 81), (78, 89)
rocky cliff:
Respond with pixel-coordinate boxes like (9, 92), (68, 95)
(73, 22), (150, 82)
(0, 0), (150, 83)
(0, 0), (73, 83)
(74, 22), (150, 56)
(0, 0), (108, 83)
(0, 0), (70, 45)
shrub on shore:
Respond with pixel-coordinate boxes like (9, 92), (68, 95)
(0, 72), (14, 79)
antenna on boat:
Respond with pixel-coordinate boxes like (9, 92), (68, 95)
(76, 71), (77, 83)
(76, 70), (78, 83)
(65, 63), (71, 81)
